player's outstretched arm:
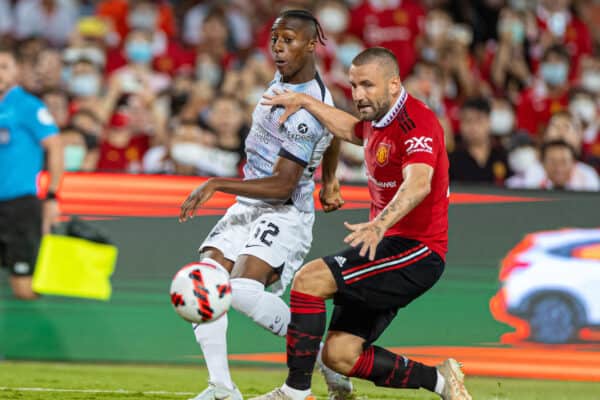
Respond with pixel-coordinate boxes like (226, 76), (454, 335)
(343, 163), (433, 260)
(262, 89), (362, 145)
(179, 157), (304, 222)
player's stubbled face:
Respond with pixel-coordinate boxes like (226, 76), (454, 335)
(271, 17), (314, 83)
(0, 53), (17, 95)
(349, 63), (392, 121)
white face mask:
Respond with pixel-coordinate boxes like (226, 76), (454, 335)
(548, 12), (569, 38)
(581, 71), (600, 94)
(425, 19), (448, 39)
(490, 109), (515, 136)
(196, 61), (222, 88)
(171, 142), (205, 166)
(509, 147), (538, 174)
(569, 99), (597, 124)
(317, 7), (348, 34)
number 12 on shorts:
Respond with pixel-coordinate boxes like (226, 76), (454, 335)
(253, 220), (280, 247)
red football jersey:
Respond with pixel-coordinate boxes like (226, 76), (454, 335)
(354, 89), (449, 260)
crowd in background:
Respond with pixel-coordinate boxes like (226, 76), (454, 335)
(2, 0), (600, 191)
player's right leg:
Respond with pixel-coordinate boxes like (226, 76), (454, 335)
(189, 203), (255, 400)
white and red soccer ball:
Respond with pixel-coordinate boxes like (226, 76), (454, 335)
(170, 262), (232, 324)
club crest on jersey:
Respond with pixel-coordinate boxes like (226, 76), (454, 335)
(375, 142), (391, 166)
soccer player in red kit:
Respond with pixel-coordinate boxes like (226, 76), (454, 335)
(256, 47), (471, 400)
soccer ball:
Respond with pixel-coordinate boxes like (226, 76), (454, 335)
(169, 262), (232, 324)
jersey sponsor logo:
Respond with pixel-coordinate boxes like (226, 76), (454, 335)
(297, 123), (308, 134)
(375, 142), (391, 166)
(37, 107), (55, 126)
(366, 171), (397, 189)
(334, 256), (346, 267)
(405, 136), (433, 154)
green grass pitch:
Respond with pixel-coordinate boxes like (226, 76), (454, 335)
(1, 362), (599, 400)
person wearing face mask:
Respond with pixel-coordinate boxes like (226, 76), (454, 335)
(67, 58), (105, 116)
(516, 45), (571, 137)
(60, 126), (97, 172)
(489, 97), (517, 138)
(569, 89), (600, 171)
(97, 0), (176, 42)
(505, 132), (545, 189)
(109, 29), (171, 97)
(418, 8), (452, 63)
(534, 0), (592, 80)
(489, 7), (531, 100)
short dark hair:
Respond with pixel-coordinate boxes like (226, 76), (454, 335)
(461, 96), (491, 115)
(542, 44), (570, 63)
(352, 47), (399, 77)
(278, 9), (327, 45)
(541, 139), (577, 162)
(0, 43), (17, 60)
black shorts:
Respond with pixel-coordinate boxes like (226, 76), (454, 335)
(0, 195), (42, 276)
(323, 236), (444, 346)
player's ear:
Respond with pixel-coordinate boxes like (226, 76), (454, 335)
(307, 38), (316, 52)
(389, 75), (401, 97)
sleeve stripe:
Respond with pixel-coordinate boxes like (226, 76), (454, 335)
(278, 148), (308, 167)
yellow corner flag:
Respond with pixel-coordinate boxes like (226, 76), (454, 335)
(32, 234), (118, 301)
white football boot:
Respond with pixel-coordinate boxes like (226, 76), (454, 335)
(189, 381), (243, 400)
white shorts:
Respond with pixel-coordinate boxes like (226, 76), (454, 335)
(200, 201), (314, 296)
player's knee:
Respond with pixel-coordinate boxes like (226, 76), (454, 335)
(292, 260), (336, 297)
(230, 278), (263, 316)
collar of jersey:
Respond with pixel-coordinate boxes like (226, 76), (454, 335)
(372, 86), (407, 129)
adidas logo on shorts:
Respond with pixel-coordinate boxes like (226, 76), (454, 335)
(334, 256), (346, 267)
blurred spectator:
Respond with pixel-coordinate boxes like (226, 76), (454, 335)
(96, 0), (176, 42)
(60, 126), (98, 171)
(579, 54), (600, 97)
(41, 88), (70, 129)
(450, 97), (511, 184)
(97, 112), (149, 172)
(67, 58), (103, 113)
(14, 0), (79, 47)
(404, 59), (454, 150)
(569, 88), (600, 171)
(505, 132), (545, 189)
(71, 109), (104, 149)
(418, 8), (451, 63)
(490, 97), (516, 138)
(490, 7), (531, 102)
(539, 139), (600, 191)
(36, 49), (64, 92)
(336, 141), (367, 183)
(183, 1), (252, 52)
(205, 94), (247, 165)
(348, 0), (425, 78)
(534, 0), (592, 80)
(515, 45), (570, 137)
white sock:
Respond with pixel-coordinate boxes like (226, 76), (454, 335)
(434, 369), (445, 395)
(230, 278), (290, 336)
(281, 383), (311, 400)
(193, 316), (234, 390)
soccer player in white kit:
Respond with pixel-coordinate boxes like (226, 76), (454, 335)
(179, 9), (352, 400)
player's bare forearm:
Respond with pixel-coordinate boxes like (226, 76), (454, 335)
(321, 136), (340, 184)
(262, 90), (362, 145)
(299, 95), (362, 145)
(43, 135), (64, 193)
(212, 175), (297, 200)
(373, 164), (433, 232)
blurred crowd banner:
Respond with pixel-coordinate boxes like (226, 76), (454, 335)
(1, 173), (600, 381)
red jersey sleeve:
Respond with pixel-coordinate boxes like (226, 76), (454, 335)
(400, 119), (439, 169)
